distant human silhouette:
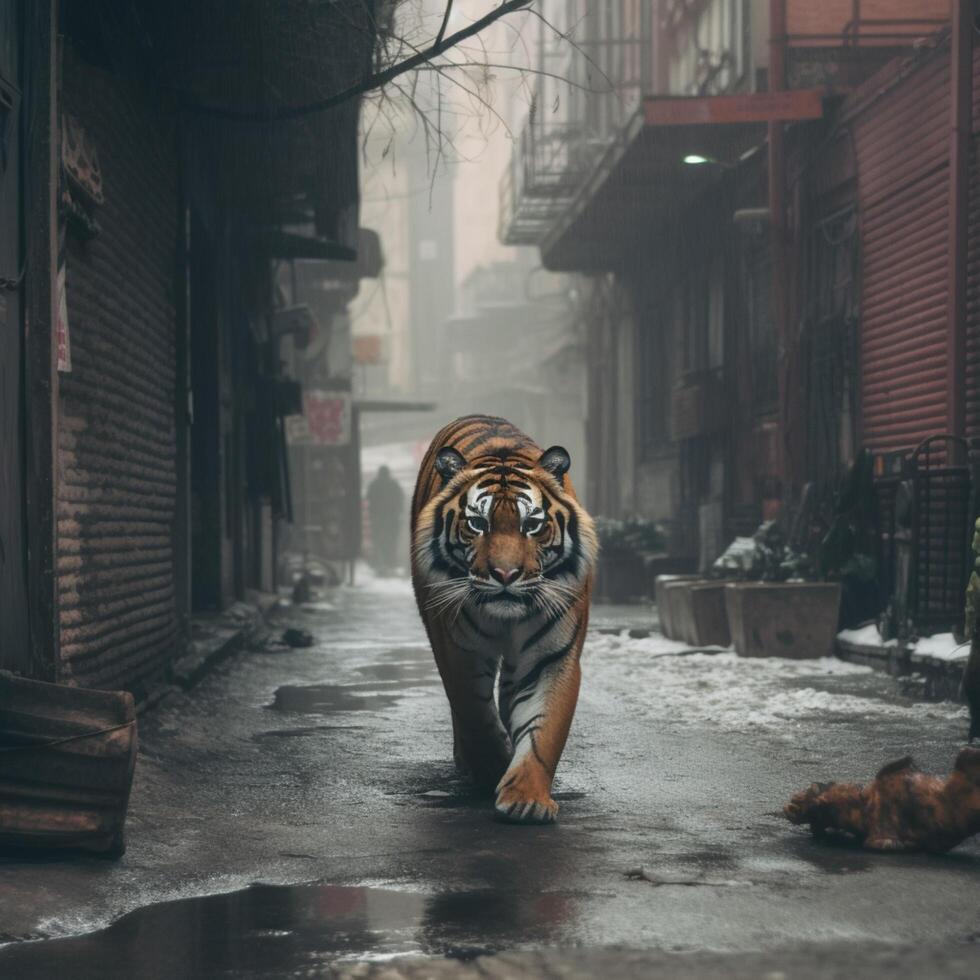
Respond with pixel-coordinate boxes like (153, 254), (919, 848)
(366, 465), (404, 575)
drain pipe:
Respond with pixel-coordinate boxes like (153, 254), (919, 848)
(768, 0), (789, 487)
(948, 0), (972, 449)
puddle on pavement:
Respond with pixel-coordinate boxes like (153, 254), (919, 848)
(269, 685), (401, 713)
(251, 725), (366, 741)
(267, 647), (439, 715)
(0, 883), (574, 980)
(354, 661), (440, 686)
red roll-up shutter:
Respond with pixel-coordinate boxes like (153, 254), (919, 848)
(966, 44), (980, 440)
(58, 53), (179, 691)
(853, 46), (950, 451)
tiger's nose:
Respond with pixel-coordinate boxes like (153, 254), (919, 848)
(491, 567), (521, 585)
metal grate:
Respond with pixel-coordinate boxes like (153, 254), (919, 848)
(909, 436), (972, 636)
(872, 452), (907, 611)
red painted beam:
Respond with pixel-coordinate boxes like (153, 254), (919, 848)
(643, 89), (824, 127)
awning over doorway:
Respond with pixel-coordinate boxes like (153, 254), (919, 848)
(541, 90), (825, 272)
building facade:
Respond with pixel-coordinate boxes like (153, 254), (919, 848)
(0, 0), (383, 693)
(500, 1), (972, 628)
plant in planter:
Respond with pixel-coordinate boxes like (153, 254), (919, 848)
(711, 520), (812, 582)
(714, 521), (843, 659)
(719, 455), (887, 659)
(595, 517), (668, 555)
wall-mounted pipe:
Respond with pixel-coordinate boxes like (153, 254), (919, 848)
(768, 0), (789, 485)
(947, 0), (972, 446)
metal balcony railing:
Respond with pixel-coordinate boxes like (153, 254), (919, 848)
(499, 0), (653, 246)
(499, 1), (950, 248)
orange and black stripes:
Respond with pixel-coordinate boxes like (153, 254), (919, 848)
(410, 416), (598, 824)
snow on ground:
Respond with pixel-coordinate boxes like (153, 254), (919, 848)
(838, 623), (970, 664)
(312, 571), (969, 734)
(351, 563), (414, 596)
(914, 632), (971, 662)
(837, 623), (897, 648)
(587, 629), (966, 735)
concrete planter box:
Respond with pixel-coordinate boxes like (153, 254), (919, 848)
(655, 575), (699, 640)
(658, 578), (733, 646)
(725, 582), (842, 659)
(685, 582), (733, 647)
(643, 556), (697, 601)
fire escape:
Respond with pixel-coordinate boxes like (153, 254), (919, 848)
(498, 0), (653, 247)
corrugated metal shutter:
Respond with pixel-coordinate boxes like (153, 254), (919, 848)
(0, 3), (32, 673)
(57, 54), (178, 691)
(853, 46), (950, 451)
(966, 44), (980, 440)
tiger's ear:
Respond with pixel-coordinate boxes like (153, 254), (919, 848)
(538, 445), (571, 480)
(435, 447), (466, 484)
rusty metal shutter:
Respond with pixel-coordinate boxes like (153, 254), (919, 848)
(0, 7), (32, 673)
(853, 46), (950, 451)
(57, 54), (179, 691)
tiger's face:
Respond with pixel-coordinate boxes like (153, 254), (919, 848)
(414, 445), (597, 621)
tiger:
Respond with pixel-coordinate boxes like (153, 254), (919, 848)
(411, 415), (598, 824)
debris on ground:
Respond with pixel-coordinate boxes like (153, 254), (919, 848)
(784, 747), (980, 853)
(0, 671), (137, 857)
(282, 627), (315, 649)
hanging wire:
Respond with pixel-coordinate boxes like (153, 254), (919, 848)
(0, 719), (136, 755)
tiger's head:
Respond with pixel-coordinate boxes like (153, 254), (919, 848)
(413, 445), (598, 621)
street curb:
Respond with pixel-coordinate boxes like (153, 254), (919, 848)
(172, 601), (272, 691)
(836, 637), (966, 702)
(171, 624), (247, 691)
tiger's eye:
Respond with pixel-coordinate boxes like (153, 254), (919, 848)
(523, 518), (544, 535)
(467, 516), (489, 534)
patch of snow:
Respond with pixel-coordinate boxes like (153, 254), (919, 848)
(837, 623), (898, 648)
(837, 625), (970, 664)
(712, 536), (759, 575)
(595, 632), (697, 657)
(913, 632), (970, 663)
(838, 623), (881, 646)
(352, 563), (414, 596)
(297, 600), (337, 612)
(586, 629), (965, 735)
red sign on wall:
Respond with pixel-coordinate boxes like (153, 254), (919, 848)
(286, 390), (352, 446)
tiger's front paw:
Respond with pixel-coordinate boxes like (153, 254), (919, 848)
(494, 766), (558, 824)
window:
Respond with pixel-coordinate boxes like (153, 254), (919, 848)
(668, 0), (750, 95)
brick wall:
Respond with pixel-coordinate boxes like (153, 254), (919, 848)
(58, 51), (180, 691)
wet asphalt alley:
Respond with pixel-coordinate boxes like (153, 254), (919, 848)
(2, 572), (980, 978)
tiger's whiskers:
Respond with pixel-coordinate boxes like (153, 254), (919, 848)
(423, 578), (471, 616)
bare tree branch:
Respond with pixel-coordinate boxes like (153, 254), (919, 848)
(435, 1), (454, 47)
(525, 5), (615, 95)
(416, 61), (608, 96)
(182, 0), (534, 123)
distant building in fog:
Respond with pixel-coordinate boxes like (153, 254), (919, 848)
(443, 259), (587, 491)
